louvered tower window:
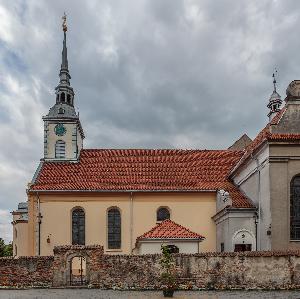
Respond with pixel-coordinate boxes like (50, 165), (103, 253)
(107, 208), (121, 249)
(291, 176), (300, 240)
(55, 140), (65, 158)
(157, 207), (170, 221)
(72, 208), (85, 245)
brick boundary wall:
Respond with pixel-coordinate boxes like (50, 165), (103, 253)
(0, 256), (54, 287)
(2, 247), (300, 289)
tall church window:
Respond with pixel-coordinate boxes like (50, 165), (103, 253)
(107, 208), (121, 249)
(55, 140), (65, 158)
(290, 176), (300, 240)
(67, 94), (71, 104)
(72, 208), (85, 245)
(157, 207), (170, 221)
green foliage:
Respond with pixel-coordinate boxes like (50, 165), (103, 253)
(160, 245), (177, 290)
(0, 238), (13, 257)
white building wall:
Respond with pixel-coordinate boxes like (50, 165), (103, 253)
(138, 241), (200, 254)
(44, 122), (82, 160)
(232, 144), (271, 250)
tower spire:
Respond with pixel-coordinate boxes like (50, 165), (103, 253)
(61, 12), (68, 72)
(42, 14), (84, 162)
(55, 12), (74, 106)
(267, 69), (282, 121)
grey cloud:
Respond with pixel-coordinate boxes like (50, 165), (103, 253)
(1, 0), (300, 239)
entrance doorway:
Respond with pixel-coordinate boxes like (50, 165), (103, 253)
(70, 256), (86, 286)
(232, 229), (255, 251)
(234, 244), (252, 252)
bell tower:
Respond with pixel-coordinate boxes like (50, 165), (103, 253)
(267, 72), (282, 121)
(42, 14), (85, 161)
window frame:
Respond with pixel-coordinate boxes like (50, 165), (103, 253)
(107, 207), (121, 250)
(156, 206), (171, 222)
(71, 207), (85, 245)
(55, 140), (66, 159)
(290, 175), (300, 240)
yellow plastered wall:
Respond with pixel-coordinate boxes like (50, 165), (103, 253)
(12, 215), (29, 257)
(28, 192), (216, 256)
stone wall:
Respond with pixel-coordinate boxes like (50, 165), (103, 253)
(0, 256), (53, 287)
(97, 251), (300, 290)
(2, 247), (300, 289)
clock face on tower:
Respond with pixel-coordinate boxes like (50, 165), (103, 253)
(54, 123), (67, 136)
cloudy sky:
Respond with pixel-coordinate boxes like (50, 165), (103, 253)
(0, 0), (300, 242)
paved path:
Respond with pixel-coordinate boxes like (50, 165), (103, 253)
(1, 289), (300, 299)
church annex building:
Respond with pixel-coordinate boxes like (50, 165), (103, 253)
(11, 20), (300, 257)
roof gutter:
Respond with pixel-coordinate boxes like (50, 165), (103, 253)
(137, 237), (205, 242)
(28, 189), (217, 194)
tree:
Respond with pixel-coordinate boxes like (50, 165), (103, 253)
(0, 238), (13, 257)
(0, 238), (5, 257)
(160, 245), (177, 297)
(4, 243), (13, 256)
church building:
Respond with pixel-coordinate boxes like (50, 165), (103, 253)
(12, 18), (300, 256)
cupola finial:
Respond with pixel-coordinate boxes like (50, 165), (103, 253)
(62, 12), (67, 32)
(272, 69), (277, 92)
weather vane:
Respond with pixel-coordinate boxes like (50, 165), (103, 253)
(272, 68), (278, 92)
(62, 12), (67, 32)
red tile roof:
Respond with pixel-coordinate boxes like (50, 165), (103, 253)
(231, 105), (299, 172)
(30, 149), (253, 208)
(137, 219), (205, 240)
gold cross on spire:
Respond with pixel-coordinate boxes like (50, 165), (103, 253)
(62, 12), (67, 32)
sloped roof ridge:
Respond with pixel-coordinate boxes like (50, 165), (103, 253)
(137, 219), (205, 240)
(230, 105), (288, 175)
(80, 148), (242, 153)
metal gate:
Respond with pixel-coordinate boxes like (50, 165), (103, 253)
(70, 256), (86, 286)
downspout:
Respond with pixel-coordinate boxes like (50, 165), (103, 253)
(37, 192), (41, 256)
(254, 212), (258, 251)
(254, 156), (261, 251)
(130, 192), (133, 254)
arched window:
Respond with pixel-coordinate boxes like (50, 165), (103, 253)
(72, 208), (85, 245)
(55, 140), (65, 158)
(67, 94), (71, 104)
(56, 94), (59, 103)
(290, 176), (300, 240)
(157, 207), (170, 221)
(61, 92), (65, 102)
(107, 208), (121, 249)
(58, 107), (65, 114)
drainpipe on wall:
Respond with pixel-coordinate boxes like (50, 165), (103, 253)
(37, 192), (41, 256)
(254, 212), (258, 251)
(254, 156), (261, 251)
(130, 192), (133, 254)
